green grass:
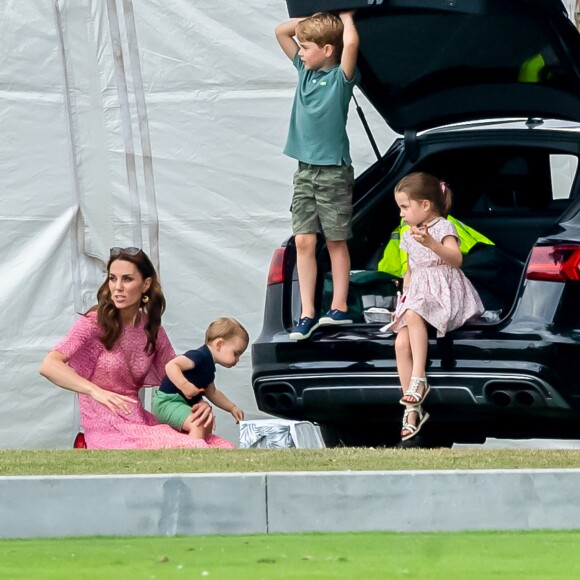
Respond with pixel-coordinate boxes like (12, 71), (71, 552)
(1, 531), (580, 579)
(1, 448), (580, 476)
(3, 453), (580, 578)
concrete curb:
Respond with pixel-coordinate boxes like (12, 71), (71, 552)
(2, 469), (580, 538)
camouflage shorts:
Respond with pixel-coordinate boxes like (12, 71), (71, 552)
(291, 162), (354, 241)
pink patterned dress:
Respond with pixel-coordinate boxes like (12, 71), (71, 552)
(53, 312), (235, 449)
(392, 217), (484, 338)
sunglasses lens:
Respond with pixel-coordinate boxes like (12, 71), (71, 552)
(110, 246), (141, 257)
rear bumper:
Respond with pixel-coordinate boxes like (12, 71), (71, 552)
(254, 369), (569, 414)
(252, 368), (580, 440)
(252, 327), (580, 437)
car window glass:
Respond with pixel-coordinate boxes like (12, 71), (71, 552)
(481, 154), (552, 212)
(550, 154), (578, 200)
(464, 150), (577, 214)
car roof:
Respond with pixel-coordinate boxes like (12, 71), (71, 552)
(286, 0), (580, 134)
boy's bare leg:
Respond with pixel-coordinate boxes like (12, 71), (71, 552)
(182, 415), (208, 440)
(181, 403), (214, 440)
(327, 239), (350, 312)
(295, 233), (318, 318)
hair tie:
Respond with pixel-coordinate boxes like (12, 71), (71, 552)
(440, 181), (446, 194)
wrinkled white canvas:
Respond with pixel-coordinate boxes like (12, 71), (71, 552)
(0, 0), (393, 448)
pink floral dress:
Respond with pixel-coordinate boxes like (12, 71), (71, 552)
(53, 312), (235, 449)
(391, 217), (484, 337)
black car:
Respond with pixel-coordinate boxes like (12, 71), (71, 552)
(252, 0), (580, 446)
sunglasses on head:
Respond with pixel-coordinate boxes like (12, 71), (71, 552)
(110, 246), (142, 257)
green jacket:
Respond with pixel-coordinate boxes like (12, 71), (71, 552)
(377, 216), (494, 278)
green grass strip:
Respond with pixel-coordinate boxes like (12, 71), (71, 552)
(1, 531), (580, 579)
(1, 448), (580, 476)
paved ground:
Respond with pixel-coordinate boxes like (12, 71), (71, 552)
(456, 439), (580, 449)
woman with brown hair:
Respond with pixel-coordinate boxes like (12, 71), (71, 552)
(40, 247), (234, 449)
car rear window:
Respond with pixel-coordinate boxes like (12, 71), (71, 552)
(551, 154), (579, 200)
(467, 151), (578, 214)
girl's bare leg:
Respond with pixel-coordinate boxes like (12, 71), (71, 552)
(395, 327), (422, 436)
(395, 327), (412, 391)
(401, 310), (429, 404)
(406, 310), (428, 377)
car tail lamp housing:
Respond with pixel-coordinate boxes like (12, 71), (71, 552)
(526, 244), (580, 282)
(73, 432), (87, 449)
(267, 247), (286, 285)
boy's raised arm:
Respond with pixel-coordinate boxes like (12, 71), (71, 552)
(275, 18), (301, 60)
(340, 11), (359, 81)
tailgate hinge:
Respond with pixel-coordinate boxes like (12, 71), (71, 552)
(404, 129), (419, 162)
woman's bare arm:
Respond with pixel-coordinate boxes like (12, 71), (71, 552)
(39, 350), (136, 415)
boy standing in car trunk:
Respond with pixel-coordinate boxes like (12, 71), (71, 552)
(275, 11), (360, 340)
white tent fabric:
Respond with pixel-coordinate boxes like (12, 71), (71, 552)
(0, 0), (394, 448)
(563, 1), (579, 26)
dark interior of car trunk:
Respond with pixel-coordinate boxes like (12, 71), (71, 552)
(314, 144), (577, 320)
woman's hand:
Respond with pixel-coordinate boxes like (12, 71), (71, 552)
(191, 401), (215, 429)
(91, 387), (137, 416)
(40, 350), (137, 415)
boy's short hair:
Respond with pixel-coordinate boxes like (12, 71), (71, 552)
(205, 317), (249, 348)
(296, 12), (343, 56)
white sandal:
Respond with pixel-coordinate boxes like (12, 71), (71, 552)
(399, 376), (430, 406)
(401, 406), (430, 441)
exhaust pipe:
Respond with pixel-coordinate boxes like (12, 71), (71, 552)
(259, 384), (298, 412)
(490, 390), (512, 407)
(486, 385), (545, 409)
(514, 390), (541, 407)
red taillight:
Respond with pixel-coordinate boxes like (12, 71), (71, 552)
(73, 432), (87, 449)
(267, 248), (286, 285)
(526, 244), (580, 282)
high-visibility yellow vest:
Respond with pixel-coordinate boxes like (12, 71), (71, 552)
(377, 216), (494, 278)
(518, 53), (546, 83)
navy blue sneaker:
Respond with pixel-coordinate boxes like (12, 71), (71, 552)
(289, 316), (319, 340)
(318, 309), (353, 326)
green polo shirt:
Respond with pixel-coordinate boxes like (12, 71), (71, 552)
(284, 53), (360, 166)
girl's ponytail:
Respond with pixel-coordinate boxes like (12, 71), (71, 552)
(439, 181), (452, 217)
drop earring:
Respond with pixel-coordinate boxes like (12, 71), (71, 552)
(142, 294), (150, 304)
